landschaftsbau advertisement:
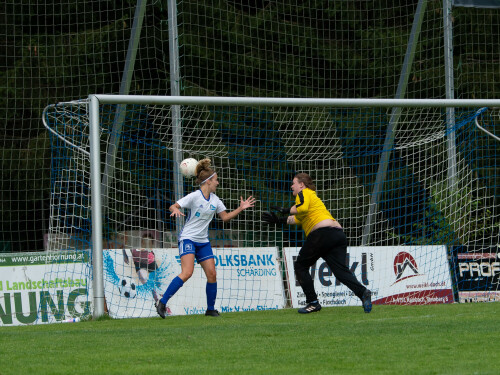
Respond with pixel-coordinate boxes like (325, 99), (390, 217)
(0, 251), (91, 326)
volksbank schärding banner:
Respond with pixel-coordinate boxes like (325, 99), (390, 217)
(284, 246), (454, 307)
(104, 247), (286, 318)
(0, 251), (91, 326)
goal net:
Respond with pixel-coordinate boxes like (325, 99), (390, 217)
(41, 96), (500, 320)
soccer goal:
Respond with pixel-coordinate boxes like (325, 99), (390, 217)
(42, 96), (500, 320)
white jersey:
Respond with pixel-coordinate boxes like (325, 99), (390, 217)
(177, 190), (227, 243)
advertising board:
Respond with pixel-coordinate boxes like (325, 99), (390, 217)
(104, 247), (286, 318)
(283, 246), (454, 307)
(0, 251), (91, 326)
(452, 246), (500, 303)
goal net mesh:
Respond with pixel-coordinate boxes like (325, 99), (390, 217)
(41, 99), (500, 318)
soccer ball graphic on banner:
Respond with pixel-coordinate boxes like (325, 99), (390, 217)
(118, 277), (137, 298)
(180, 158), (198, 178)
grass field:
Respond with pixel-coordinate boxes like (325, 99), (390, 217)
(0, 303), (499, 375)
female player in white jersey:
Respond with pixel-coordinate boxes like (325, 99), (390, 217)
(156, 159), (256, 318)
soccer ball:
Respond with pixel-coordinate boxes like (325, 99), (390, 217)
(180, 158), (198, 178)
(118, 277), (137, 299)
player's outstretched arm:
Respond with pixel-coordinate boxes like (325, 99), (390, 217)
(169, 203), (185, 217)
(219, 195), (256, 222)
(239, 195), (256, 210)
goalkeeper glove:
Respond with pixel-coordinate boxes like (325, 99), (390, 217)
(262, 211), (287, 225)
(270, 206), (291, 215)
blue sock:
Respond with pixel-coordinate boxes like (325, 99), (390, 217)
(206, 282), (217, 310)
(160, 276), (184, 304)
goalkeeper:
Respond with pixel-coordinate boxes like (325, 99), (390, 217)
(263, 173), (372, 314)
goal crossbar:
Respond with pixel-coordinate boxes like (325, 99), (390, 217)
(90, 95), (500, 108)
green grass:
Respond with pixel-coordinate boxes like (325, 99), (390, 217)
(0, 303), (499, 375)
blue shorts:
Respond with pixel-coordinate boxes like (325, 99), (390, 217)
(178, 239), (214, 263)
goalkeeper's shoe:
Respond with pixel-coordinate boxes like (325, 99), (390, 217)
(361, 289), (372, 313)
(156, 301), (167, 319)
(205, 309), (220, 317)
(298, 302), (322, 314)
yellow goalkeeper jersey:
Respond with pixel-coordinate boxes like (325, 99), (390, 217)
(294, 188), (335, 237)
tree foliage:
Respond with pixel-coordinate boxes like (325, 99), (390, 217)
(0, 0), (499, 250)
